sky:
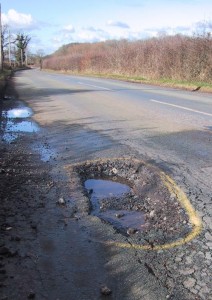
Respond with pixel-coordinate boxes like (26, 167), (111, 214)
(1, 0), (212, 55)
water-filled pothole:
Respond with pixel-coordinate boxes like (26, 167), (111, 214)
(85, 179), (130, 211)
(84, 178), (145, 231)
(73, 158), (191, 242)
(99, 210), (145, 232)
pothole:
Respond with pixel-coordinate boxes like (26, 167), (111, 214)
(72, 158), (192, 243)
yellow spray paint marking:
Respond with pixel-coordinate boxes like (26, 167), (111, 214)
(68, 158), (202, 251)
(104, 172), (202, 251)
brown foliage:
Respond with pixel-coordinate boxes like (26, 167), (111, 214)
(43, 34), (212, 83)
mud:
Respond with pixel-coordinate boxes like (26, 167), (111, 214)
(0, 124), (52, 299)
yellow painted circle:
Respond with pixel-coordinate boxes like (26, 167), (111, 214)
(68, 158), (202, 250)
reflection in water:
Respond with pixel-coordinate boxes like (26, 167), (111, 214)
(99, 209), (145, 231)
(1, 104), (38, 142)
(84, 179), (145, 231)
(3, 107), (33, 118)
(5, 120), (39, 133)
(85, 179), (130, 212)
(2, 120), (39, 142)
(2, 133), (18, 143)
(85, 179), (130, 199)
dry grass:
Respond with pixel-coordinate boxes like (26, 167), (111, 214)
(43, 69), (212, 93)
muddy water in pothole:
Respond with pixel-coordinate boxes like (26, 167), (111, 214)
(84, 179), (145, 231)
(99, 210), (145, 231)
(85, 179), (130, 211)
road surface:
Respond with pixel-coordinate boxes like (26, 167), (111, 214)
(17, 70), (212, 186)
(3, 69), (212, 299)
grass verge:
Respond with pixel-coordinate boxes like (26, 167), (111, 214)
(44, 68), (212, 93)
(82, 73), (212, 92)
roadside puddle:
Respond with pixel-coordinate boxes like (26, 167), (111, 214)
(1, 103), (56, 162)
(3, 107), (33, 118)
(84, 179), (145, 231)
(1, 104), (39, 142)
(2, 120), (39, 143)
(5, 120), (39, 133)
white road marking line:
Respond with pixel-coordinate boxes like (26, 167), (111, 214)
(78, 81), (112, 91)
(150, 99), (212, 117)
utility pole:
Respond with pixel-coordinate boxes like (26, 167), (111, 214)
(0, 3), (3, 71)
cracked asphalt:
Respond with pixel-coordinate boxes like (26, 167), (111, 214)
(0, 69), (211, 300)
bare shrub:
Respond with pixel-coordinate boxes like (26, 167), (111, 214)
(43, 30), (212, 83)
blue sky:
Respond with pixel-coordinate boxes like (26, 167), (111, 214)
(1, 0), (212, 54)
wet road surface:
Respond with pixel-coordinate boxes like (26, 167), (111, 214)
(1, 69), (211, 300)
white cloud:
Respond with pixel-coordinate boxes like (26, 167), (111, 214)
(77, 29), (108, 42)
(46, 17), (212, 54)
(2, 9), (39, 31)
(62, 24), (75, 33)
(107, 20), (130, 29)
(53, 25), (110, 47)
(83, 26), (105, 33)
(52, 24), (76, 46)
(143, 20), (212, 38)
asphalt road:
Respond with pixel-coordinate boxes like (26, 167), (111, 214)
(16, 69), (212, 181)
(11, 69), (212, 299)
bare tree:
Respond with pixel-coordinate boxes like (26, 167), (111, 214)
(15, 33), (31, 66)
(1, 25), (17, 66)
